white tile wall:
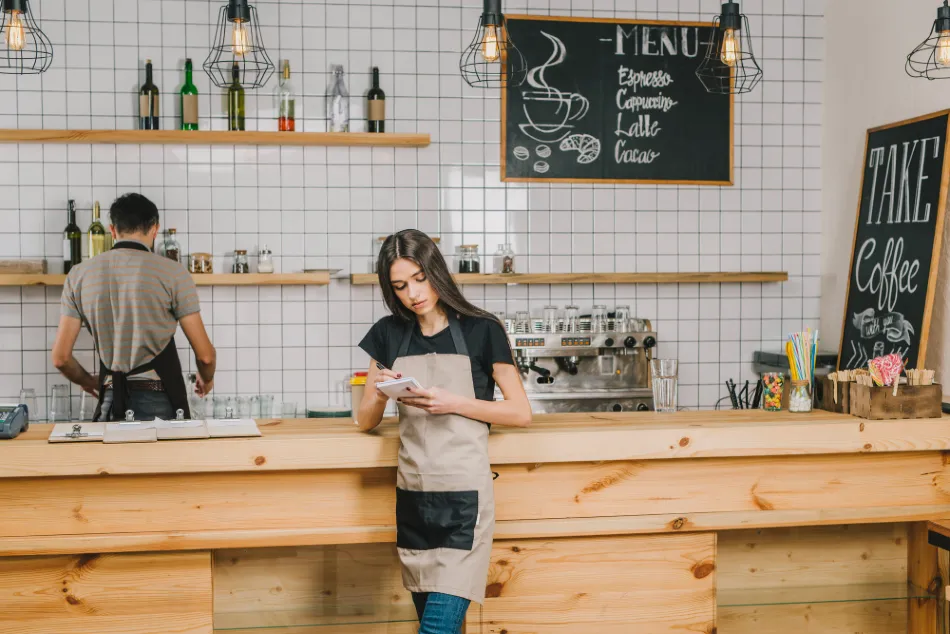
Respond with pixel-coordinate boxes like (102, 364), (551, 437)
(0, 0), (824, 416)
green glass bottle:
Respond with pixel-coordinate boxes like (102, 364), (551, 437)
(180, 58), (199, 131)
(228, 63), (245, 132)
(88, 201), (107, 258)
(63, 200), (81, 273)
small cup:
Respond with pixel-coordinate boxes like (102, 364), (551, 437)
(258, 394), (275, 419)
(18, 388), (37, 419)
(280, 402), (297, 419)
(590, 305), (608, 333)
(650, 359), (678, 413)
(49, 384), (70, 422)
(515, 310), (531, 334)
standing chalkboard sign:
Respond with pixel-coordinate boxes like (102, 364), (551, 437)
(838, 110), (950, 371)
(501, 15), (733, 185)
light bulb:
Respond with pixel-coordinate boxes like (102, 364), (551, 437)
(6, 11), (25, 52)
(937, 30), (950, 67)
(231, 20), (250, 56)
(481, 25), (500, 63)
(720, 28), (740, 67)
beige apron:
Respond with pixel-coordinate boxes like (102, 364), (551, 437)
(391, 314), (495, 604)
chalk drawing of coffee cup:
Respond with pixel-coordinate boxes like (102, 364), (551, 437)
(518, 32), (592, 144)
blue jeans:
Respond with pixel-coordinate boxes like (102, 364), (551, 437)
(411, 592), (470, 634)
(100, 389), (175, 421)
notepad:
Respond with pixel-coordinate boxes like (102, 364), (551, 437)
(104, 422), (158, 444)
(376, 377), (424, 400)
(154, 419), (210, 440)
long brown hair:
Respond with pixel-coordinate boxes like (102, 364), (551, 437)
(377, 230), (497, 325)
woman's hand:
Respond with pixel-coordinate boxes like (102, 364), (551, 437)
(399, 386), (465, 416)
(373, 368), (402, 402)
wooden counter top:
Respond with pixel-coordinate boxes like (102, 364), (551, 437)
(2, 410), (949, 479)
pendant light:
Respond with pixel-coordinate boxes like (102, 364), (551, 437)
(460, 0), (526, 88)
(203, 0), (274, 89)
(696, 1), (763, 95)
(907, 1), (950, 79)
(0, 0), (52, 74)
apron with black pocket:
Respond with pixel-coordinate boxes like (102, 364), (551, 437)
(392, 314), (494, 604)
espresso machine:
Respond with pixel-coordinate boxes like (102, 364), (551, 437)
(499, 306), (657, 413)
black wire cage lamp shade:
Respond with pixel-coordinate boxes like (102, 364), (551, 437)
(0, 0), (52, 74)
(907, 1), (950, 79)
(203, 0), (274, 89)
(460, 0), (526, 89)
(696, 1), (763, 95)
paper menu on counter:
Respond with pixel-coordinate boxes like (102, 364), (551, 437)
(104, 421), (158, 444)
(154, 419), (210, 440)
(207, 418), (261, 438)
(49, 422), (106, 443)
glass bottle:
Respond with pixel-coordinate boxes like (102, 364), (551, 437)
(277, 59), (295, 132)
(257, 244), (274, 273)
(163, 229), (181, 263)
(367, 66), (385, 133)
(139, 59), (160, 130)
(180, 58), (199, 131)
(458, 245), (480, 274)
(502, 243), (515, 274)
(228, 63), (245, 131)
(233, 249), (249, 273)
(327, 65), (350, 133)
(88, 201), (107, 258)
(493, 244), (506, 274)
(63, 200), (81, 274)
(788, 380), (813, 413)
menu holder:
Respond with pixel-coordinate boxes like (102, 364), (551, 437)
(104, 422), (158, 444)
(49, 422), (106, 443)
(207, 418), (261, 438)
(154, 419), (210, 440)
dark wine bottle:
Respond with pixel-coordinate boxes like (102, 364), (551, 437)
(228, 63), (245, 132)
(63, 200), (81, 274)
(139, 59), (160, 130)
(367, 66), (385, 133)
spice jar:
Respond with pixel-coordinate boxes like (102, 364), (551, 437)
(258, 245), (274, 273)
(233, 250), (249, 274)
(788, 380), (812, 413)
(163, 229), (181, 263)
(458, 245), (480, 274)
(189, 252), (213, 274)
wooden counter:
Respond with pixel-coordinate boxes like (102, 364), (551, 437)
(1, 411), (946, 634)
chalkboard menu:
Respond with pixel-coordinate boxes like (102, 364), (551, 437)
(838, 111), (950, 371)
(502, 15), (733, 185)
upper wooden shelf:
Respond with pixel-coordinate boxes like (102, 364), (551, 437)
(0, 129), (430, 148)
(0, 272), (330, 287)
(350, 272), (789, 286)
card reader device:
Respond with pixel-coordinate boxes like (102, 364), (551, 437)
(0, 403), (29, 439)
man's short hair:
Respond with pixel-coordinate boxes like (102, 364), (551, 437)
(110, 193), (159, 235)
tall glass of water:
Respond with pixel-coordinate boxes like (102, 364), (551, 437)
(650, 359), (678, 413)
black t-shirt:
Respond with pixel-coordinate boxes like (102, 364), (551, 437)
(359, 314), (514, 401)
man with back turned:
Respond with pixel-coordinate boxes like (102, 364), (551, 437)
(51, 193), (216, 421)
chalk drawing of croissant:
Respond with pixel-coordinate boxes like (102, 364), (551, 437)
(519, 32), (591, 144)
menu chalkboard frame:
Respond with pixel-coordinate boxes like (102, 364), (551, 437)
(837, 110), (950, 371)
(500, 14), (734, 186)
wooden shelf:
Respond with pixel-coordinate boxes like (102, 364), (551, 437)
(350, 271), (789, 286)
(0, 129), (430, 148)
(0, 272), (330, 287)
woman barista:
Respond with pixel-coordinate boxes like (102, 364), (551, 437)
(357, 230), (532, 634)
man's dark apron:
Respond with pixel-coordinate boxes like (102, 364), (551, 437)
(392, 314), (494, 604)
(92, 240), (190, 422)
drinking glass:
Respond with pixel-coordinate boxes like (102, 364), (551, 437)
(614, 305), (631, 332)
(650, 359), (678, 413)
(590, 305), (608, 333)
(542, 305), (559, 333)
(280, 402), (297, 419)
(18, 388), (37, 419)
(236, 396), (251, 418)
(49, 385), (70, 422)
(78, 390), (95, 421)
(563, 306), (579, 333)
(515, 310), (531, 334)
(213, 395), (228, 419)
(259, 394), (275, 419)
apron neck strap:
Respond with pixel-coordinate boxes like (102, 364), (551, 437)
(395, 312), (469, 359)
(112, 240), (151, 252)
